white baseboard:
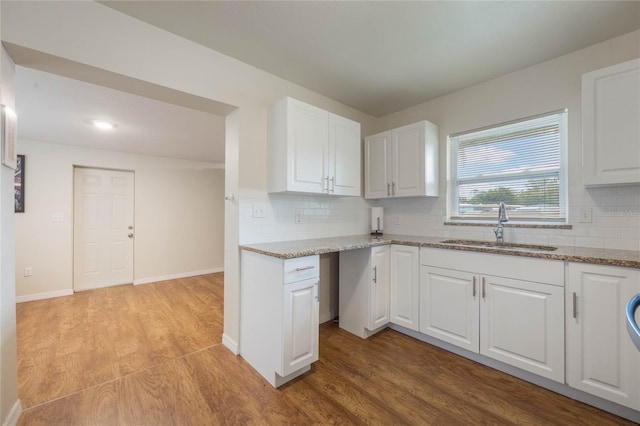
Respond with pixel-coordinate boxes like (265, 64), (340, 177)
(3, 399), (22, 426)
(222, 333), (239, 355)
(319, 310), (336, 324)
(16, 289), (73, 303)
(133, 267), (224, 285)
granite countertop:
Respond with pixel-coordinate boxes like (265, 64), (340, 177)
(239, 234), (640, 269)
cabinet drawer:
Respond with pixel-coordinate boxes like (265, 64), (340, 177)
(283, 255), (319, 283)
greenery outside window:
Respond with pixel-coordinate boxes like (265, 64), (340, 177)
(448, 110), (568, 223)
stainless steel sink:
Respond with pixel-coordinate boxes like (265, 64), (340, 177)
(439, 239), (558, 252)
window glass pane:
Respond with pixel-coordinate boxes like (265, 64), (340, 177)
(450, 111), (566, 222)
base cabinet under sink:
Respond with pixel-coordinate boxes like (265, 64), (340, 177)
(419, 248), (565, 383)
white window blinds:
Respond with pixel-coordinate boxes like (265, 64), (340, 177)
(449, 110), (567, 222)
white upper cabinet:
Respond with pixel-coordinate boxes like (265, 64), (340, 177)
(328, 113), (362, 196)
(364, 131), (391, 199)
(582, 59), (640, 186)
(364, 120), (439, 199)
(268, 97), (361, 196)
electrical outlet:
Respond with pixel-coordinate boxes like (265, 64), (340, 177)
(578, 207), (592, 223)
(295, 209), (303, 224)
(24, 267), (32, 277)
(252, 203), (266, 218)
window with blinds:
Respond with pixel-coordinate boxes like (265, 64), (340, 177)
(448, 110), (567, 222)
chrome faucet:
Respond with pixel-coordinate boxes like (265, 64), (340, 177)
(494, 202), (509, 243)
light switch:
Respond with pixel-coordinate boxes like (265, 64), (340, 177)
(24, 267), (32, 277)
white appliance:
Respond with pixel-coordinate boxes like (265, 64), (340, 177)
(627, 294), (640, 351)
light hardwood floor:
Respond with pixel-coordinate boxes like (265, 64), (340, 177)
(17, 273), (635, 425)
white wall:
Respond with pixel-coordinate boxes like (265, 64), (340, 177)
(0, 0), (377, 351)
(14, 139), (225, 300)
(0, 43), (20, 424)
(372, 30), (640, 251)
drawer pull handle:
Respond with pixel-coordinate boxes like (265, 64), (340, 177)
(373, 266), (377, 283)
(482, 277), (486, 299)
(294, 266), (315, 272)
(472, 276), (476, 297)
(573, 292), (577, 319)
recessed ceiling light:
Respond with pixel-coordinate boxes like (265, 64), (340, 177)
(92, 120), (116, 130)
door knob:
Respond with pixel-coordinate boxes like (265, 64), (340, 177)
(128, 233), (134, 238)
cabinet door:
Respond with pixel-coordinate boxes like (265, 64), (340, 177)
(392, 122), (425, 197)
(480, 275), (564, 383)
(281, 278), (319, 377)
(328, 113), (361, 196)
(582, 59), (640, 186)
(567, 263), (640, 410)
(288, 99), (329, 193)
(368, 246), (390, 330)
(420, 266), (479, 352)
(364, 132), (391, 199)
(390, 245), (420, 331)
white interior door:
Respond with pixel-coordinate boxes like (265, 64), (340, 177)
(74, 167), (134, 291)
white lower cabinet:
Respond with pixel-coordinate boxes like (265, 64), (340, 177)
(339, 246), (390, 338)
(240, 251), (319, 387)
(390, 245), (420, 331)
(419, 248), (565, 383)
(567, 262), (640, 410)
(420, 266), (479, 351)
(480, 274), (564, 382)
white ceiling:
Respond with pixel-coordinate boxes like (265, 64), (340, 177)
(13, 1), (639, 163)
(101, 0), (640, 117)
(16, 66), (226, 163)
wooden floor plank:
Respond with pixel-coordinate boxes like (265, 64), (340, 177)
(17, 272), (637, 425)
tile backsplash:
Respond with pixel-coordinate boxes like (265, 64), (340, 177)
(379, 185), (640, 251)
(239, 188), (372, 244)
(239, 185), (639, 251)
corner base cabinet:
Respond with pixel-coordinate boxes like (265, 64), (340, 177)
(567, 262), (640, 410)
(390, 245), (420, 331)
(240, 251), (319, 387)
(339, 246), (390, 338)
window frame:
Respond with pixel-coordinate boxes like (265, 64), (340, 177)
(446, 110), (569, 224)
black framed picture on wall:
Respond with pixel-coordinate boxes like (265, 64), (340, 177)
(15, 154), (24, 213)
